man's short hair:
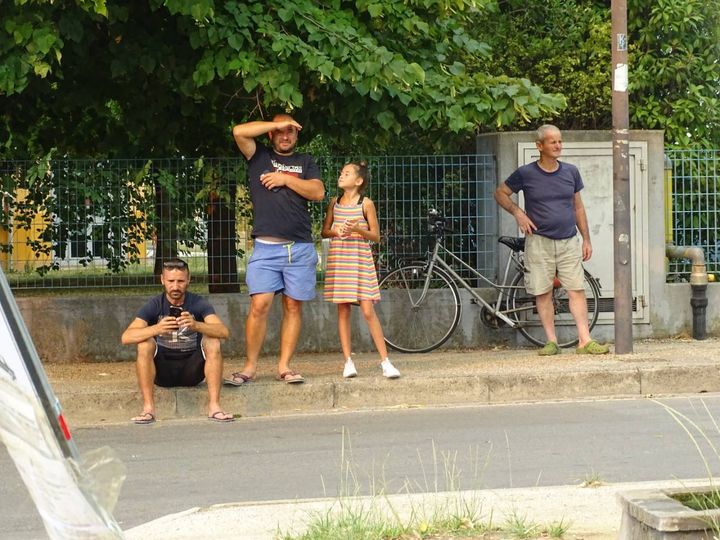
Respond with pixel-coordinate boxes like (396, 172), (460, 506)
(536, 124), (561, 143)
(162, 258), (189, 274)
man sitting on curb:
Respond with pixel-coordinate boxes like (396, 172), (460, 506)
(121, 258), (234, 424)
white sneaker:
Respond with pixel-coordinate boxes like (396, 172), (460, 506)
(381, 359), (400, 379)
(343, 359), (358, 378)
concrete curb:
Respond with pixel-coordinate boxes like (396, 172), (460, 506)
(54, 362), (720, 427)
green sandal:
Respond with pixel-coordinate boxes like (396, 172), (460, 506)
(575, 340), (610, 355)
(538, 341), (560, 356)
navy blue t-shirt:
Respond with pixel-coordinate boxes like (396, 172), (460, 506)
(136, 292), (215, 353)
(505, 161), (584, 240)
(246, 144), (321, 242)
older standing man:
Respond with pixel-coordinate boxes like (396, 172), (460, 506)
(494, 124), (610, 356)
(227, 114), (325, 385)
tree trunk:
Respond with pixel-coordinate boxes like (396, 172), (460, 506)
(207, 187), (239, 293)
(153, 183), (176, 275)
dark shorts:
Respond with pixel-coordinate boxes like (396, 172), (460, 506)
(154, 346), (206, 387)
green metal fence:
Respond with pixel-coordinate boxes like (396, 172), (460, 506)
(0, 154), (497, 290)
(666, 149), (720, 280)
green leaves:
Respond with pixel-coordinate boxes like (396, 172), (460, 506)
(1, 1), (107, 96)
(1, 0), (572, 156)
(629, 0), (720, 147)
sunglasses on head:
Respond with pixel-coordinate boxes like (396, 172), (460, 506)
(162, 260), (188, 269)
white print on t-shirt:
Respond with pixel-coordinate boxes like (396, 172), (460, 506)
(271, 160), (302, 175)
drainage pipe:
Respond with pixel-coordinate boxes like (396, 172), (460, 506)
(666, 244), (708, 340)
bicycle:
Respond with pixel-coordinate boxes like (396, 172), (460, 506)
(376, 210), (601, 353)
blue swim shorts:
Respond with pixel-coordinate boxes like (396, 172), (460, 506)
(246, 240), (318, 301)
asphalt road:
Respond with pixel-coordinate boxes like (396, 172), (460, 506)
(3, 395), (720, 539)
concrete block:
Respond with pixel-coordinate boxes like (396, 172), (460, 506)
(640, 366), (720, 396)
(58, 388), (175, 426)
(618, 487), (720, 539)
(334, 375), (489, 409)
(215, 381), (336, 418)
(486, 369), (641, 402)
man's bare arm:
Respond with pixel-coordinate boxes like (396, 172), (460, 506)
(182, 313), (229, 340)
(260, 172), (325, 201)
(121, 318), (164, 345)
(494, 182), (537, 235)
(231, 119), (302, 160)
(574, 192), (593, 261)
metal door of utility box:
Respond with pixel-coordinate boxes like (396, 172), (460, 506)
(517, 141), (649, 322)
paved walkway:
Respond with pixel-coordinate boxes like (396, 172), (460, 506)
(41, 336), (720, 539)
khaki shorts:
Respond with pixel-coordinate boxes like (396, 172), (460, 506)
(524, 234), (584, 295)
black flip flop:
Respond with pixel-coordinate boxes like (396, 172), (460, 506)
(133, 412), (155, 425)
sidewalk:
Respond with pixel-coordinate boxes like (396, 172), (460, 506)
(45, 336), (720, 427)
(123, 479), (712, 540)
(43, 337), (720, 539)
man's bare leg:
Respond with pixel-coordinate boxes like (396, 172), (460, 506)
(535, 291), (557, 344)
(133, 339), (156, 420)
(278, 295), (303, 375)
(202, 337), (230, 418)
(242, 292), (274, 378)
(568, 289), (592, 347)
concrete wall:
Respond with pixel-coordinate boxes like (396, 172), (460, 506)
(16, 288), (522, 363)
(13, 129), (720, 362)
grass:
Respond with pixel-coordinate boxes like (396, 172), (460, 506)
(579, 470), (604, 488)
(277, 430), (571, 540)
(673, 491), (720, 512)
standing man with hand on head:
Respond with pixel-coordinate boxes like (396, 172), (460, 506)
(227, 114), (325, 385)
(494, 124), (610, 356)
(121, 258), (233, 424)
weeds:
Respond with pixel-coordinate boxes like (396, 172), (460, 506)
(504, 511), (541, 539)
(278, 428), (570, 540)
(579, 470), (604, 488)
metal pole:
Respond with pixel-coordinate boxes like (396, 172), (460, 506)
(611, 0), (633, 353)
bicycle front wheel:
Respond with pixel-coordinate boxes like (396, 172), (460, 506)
(377, 265), (461, 353)
(507, 270), (601, 348)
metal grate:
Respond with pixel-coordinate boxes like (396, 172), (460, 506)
(666, 149), (720, 281)
(1, 155), (497, 290)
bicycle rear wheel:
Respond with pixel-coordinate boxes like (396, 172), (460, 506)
(507, 270), (601, 348)
(377, 264), (461, 353)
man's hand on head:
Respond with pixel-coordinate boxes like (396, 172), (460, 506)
(274, 119), (302, 132)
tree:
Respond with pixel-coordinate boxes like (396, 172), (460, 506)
(0, 0), (566, 158)
(479, 0), (720, 147)
(629, 0), (720, 147)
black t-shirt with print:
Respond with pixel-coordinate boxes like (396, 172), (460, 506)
(136, 292), (215, 353)
(246, 144), (321, 242)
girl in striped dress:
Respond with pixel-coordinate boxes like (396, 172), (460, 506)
(321, 161), (400, 379)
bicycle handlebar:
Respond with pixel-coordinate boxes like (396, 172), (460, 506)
(427, 209), (453, 234)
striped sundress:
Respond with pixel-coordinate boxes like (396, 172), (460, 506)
(323, 199), (381, 303)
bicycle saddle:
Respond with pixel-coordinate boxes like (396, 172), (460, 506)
(498, 236), (525, 252)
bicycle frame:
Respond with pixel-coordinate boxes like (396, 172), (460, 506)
(416, 234), (526, 327)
